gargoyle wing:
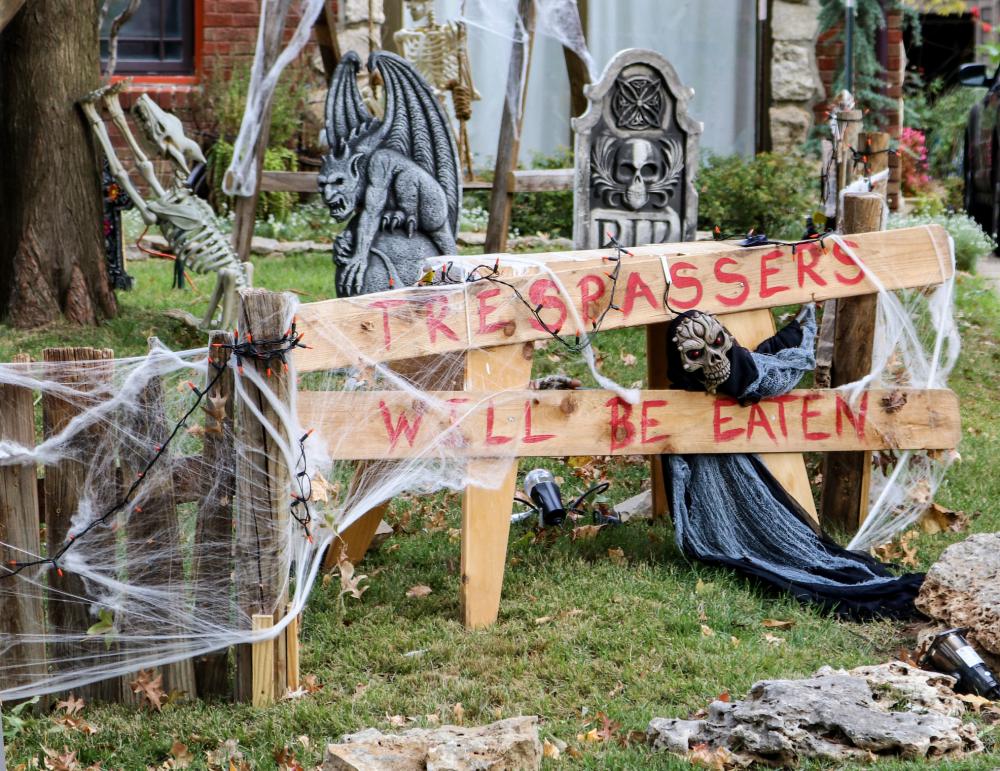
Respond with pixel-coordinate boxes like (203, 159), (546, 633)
(368, 50), (461, 232)
(324, 51), (375, 153)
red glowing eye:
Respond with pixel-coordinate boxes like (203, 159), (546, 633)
(687, 350), (702, 359)
(714, 334), (724, 345)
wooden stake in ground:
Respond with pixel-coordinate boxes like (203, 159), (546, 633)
(483, 0), (537, 254)
(0, 354), (46, 694)
(234, 290), (294, 704)
(821, 192), (884, 534)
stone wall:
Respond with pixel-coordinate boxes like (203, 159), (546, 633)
(770, 0), (824, 152)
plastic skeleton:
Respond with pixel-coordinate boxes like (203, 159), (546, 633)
(394, 0), (479, 178)
(80, 82), (252, 329)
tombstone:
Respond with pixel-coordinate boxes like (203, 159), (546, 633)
(572, 49), (702, 250)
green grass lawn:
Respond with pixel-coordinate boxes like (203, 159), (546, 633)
(2, 254), (999, 769)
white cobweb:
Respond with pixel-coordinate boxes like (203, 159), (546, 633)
(0, 230), (958, 700)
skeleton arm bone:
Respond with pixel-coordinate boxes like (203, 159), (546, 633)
(102, 86), (167, 198)
(79, 98), (156, 225)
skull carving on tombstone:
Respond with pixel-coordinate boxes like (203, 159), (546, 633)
(672, 311), (734, 393)
(614, 138), (663, 211)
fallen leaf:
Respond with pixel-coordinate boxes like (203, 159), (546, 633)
(387, 714), (407, 727)
(606, 547), (626, 565)
(762, 632), (786, 647)
(169, 741), (194, 769)
(570, 524), (605, 541)
(567, 455), (595, 468)
(129, 669), (165, 712)
(333, 546), (369, 600)
(353, 682), (369, 699)
(55, 695), (85, 717)
(273, 746), (303, 771)
(425, 713), (440, 725)
(302, 674), (322, 693)
(874, 530), (920, 568)
(957, 693), (994, 712)
(700, 624), (715, 637)
(596, 712), (621, 742)
(761, 618), (795, 629)
(406, 584), (433, 598)
(919, 503), (970, 535)
(42, 747), (81, 771)
(620, 351), (638, 366)
(566, 746), (584, 759)
(534, 615), (553, 625)
(729, 636), (741, 648)
(716, 690), (731, 703)
(608, 680), (625, 698)
(687, 742), (735, 770)
(880, 390), (908, 414)
(542, 739), (561, 759)
(50, 715), (99, 735)
(578, 728), (601, 743)
(452, 702), (465, 724)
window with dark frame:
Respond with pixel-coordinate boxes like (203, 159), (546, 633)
(100, 0), (195, 75)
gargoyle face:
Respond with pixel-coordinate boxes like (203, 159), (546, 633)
(318, 148), (364, 222)
(614, 138), (664, 211)
(132, 94), (205, 175)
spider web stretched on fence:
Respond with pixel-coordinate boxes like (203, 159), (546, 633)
(0, 230), (958, 700)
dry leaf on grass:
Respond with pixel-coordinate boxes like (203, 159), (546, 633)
(55, 694), (85, 717)
(620, 351), (638, 366)
(333, 546), (368, 600)
(273, 746), (304, 771)
(873, 530), (920, 567)
(700, 624), (715, 637)
(570, 524), (605, 540)
(687, 742), (736, 770)
(919, 502), (970, 535)
(129, 669), (165, 711)
(169, 741), (194, 769)
(542, 739), (561, 759)
(761, 618), (795, 629)
(452, 702), (465, 724)
(387, 714), (408, 727)
(50, 715), (99, 735)
(42, 747), (81, 771)
(606, 546), (626, 565)
(957, 692), (995, 712)
(762, 632), (786, 647)
(406, 584), (433, 598)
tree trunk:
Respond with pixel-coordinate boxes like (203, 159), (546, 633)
(0, 0), (117, 328)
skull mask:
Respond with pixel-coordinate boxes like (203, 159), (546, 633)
(614, 138), (663, 211)
(672, 311), (734, 393)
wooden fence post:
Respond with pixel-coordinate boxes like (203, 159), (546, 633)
(0, 354), (46, 694)
(193, 330), (237, 698)
(42, 347), (122, 702)
(820, 192), (884, 533)
(483, 0), (537, 254)
(234, 290), (294, 704)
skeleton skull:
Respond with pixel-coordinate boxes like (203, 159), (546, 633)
(672, 311), (734, 393)
(614, 138), (663, 210)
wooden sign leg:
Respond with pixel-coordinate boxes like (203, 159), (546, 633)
(460, 343), (534, 629)
(720, 309), (819, 523)
(647, 322), (672, 518)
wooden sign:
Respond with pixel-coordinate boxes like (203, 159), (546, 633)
(294, 226), (952, 371)
(298, 387), (960, 460)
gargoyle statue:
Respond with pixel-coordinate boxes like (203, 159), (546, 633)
(80, 82), (253, 329)
(319, 51), (461, 296)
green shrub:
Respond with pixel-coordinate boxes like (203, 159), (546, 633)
(208, 139), (299, 222)
(888, 211), (995, 272)
(904, 78), (981, 179)
(697, 152), (820, 240)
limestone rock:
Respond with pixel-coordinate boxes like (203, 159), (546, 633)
(769, 104), (813, 152)
(323, 716), (542, 770)
(647, 664), (982, 766)
(613, 489), (653, 522)
(916, 532), (1000, 657)
(771, 0), (820, 41)
(771, 41), (823, 102)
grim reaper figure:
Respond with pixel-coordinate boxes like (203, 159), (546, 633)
(662, 304), (924, 620)
(319, 51), (461, 296)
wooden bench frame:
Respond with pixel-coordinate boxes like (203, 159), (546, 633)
(287, 224), (957, 628)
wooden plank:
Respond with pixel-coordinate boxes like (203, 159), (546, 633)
(483, 0), (536, 253)
(234, 290), (294, 703)
(330, 503), (388, 566)
(298, 387), (960, 460)
(293, 225), (953, 371)
(258, 168), (574, 194)
(120, 339), (196, 702)
(821, 193), (884, 533)
(193, 331), (236, 699)
(285, 603), (299, 692)
(251, 614), (275, 707)
(460, 342), (534, 629)
(42, 347), (122, 703)
(0, 354), (46, 695)
(859, 132), (890, 197)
